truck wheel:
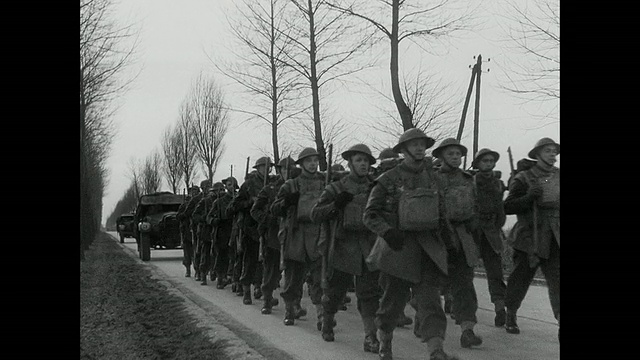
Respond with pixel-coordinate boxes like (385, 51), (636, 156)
(140, 234), (151, 261)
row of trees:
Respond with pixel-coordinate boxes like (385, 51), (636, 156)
(80, 0), (137, 259)
(103, 0), (559, 231)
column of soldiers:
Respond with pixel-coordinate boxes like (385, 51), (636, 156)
(174, 130), (559, 360)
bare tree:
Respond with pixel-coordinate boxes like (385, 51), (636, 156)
(127, 157), (142, 199)
(161, 124), (183, 194)
(327, 0), (476, 131)
(278, 0), (376, 170)
(216, 0), (305, 164)
(368, 62), (460, 147)
(142, 151), (163, 195)
(495, 0), (559, 120)
(80, 0), (138, 258)
(177, 103), (199, 190)
(186, 73), (230, 182)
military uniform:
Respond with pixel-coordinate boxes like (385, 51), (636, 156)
(271, 148), (325, 326)
(228, 162), (271, 304)
(176, 188), (198, 276)
(472, 148), (508, 326)
(503, 138), (560, 336)
(311, 144), (381, 349)
(193, 189), (218, 284)
(208, 186), (235, 288)
(432, 138), (483, 349)
(250, 174), (284, 314)
(184, 191), (206, 279)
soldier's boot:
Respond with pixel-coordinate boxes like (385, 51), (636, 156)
(460, 329), (483, 348)
(254, 286), (263, 300)
(427, 337), (460, 360)
(217, 275), (230, 289)
(200, 274), (207, 285)
(377, 329), (394, 360)
(269, 297), (279, 307)
(261, 291), (274, 315)
(235, 282), (245, 296)
(209, 270), (216, 282)
(293, 299), (307, 319)
(184, 266), (191, 278)
(321, 312), (335, 342)
(505, 309), (520, 334)
(194, 271), (201, 281)
(284, 301), (295, 326)
(494, 300), (506, 327)
(243, 285), (252, 305)
(362, 317), (379, 353)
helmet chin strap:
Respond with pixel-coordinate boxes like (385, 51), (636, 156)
(536, 154), (554, 167)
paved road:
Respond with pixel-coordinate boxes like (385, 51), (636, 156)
(110, 232), (559, 360)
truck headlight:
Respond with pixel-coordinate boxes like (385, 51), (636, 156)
(138, 222), (151, 232)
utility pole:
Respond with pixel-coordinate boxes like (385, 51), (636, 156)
(457, 54), (490, 166)
(473, 55), (482, 158)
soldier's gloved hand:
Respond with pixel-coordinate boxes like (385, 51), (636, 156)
(284, 192), (300, 207)
(383, 228), (404, 251)
(334, 192), (354, 209)
(527, 184), (543, 198)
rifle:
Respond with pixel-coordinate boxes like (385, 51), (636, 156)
(258, 158), (270, 262)
(321, 144), (334, 291)
(507, 146), (515, 178)
(237, 157), (251, 254)
(279, 154), (291, 271)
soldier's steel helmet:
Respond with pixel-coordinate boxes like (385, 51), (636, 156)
(276, 156), (296, 169)
(378, 148), (399, 160)
(392, 128), (436, 153)
(225, 176), (239, 189)
(253, 156), (274, 169)
(199, 179), (212, 189)
(472, 148), (500, 169)
(342, 144), (376, 164)
(331, 164), (346, 172)
(188, 185), (200, 192)
(295, 147), (320, 164)
(431, 138), (468, 159)
(212, 182), (225, 191)
(528, 138), (560, 159)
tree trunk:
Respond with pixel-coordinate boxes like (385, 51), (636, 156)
(308, 0), (327, 171)
(270, 1), (280, 165)
(390, 0), (413, 130)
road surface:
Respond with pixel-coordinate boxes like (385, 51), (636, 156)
(109, 232), (559, 360)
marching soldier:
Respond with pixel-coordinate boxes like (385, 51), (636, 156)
(271, 147), (325, 327)
(472, 148), (508, 327)
(250, 156), (297, 315)
(207, 179), (235, 289)
(503, 138), (560, 340)
(176, 185), (200, 277)
(193, 182), (224, 285)
(226, 177), (245, 296)
(432, 138), (483, 349)
(363, 128), (459, 360)
(228, 157), (273, 304)
(311, 144), (382, 351)
(185, 179), (211, 281)
(375, 147), (413, 328)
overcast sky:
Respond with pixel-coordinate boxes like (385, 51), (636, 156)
(102, 0), (559, 224)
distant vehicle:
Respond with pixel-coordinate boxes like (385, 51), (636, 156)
(115, 213), (136, 243)
(133, 192), (185, 261)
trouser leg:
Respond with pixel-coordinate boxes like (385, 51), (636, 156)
(181, 227), (193, 268)
(214, 240), (230, 279)
(376, 273), (411, 334)
(198, 240), (212, 275)
(261, 247), (281, 295)
(479, 233), (507, 307)
(323, 269), (351, 316)
(240, 237), (260, 287)
(448, 248), (478, 326)
(281, 259), (306, 303)
(355, 266), (382, 320)
(412, 252), (448, 344)
(505, 249), (538, 312)
(306, 257), (323, 305)
(540, 239), (560, 320)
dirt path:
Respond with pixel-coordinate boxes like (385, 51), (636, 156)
(80, 232), (262, 360)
